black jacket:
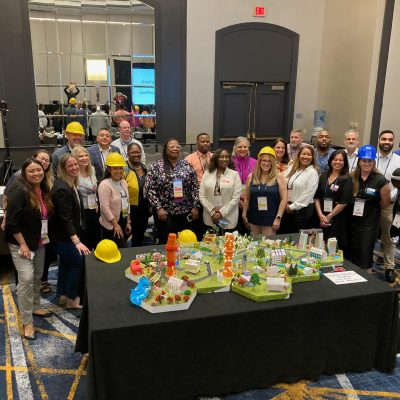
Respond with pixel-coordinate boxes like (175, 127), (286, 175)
(49, 178), (84, 242)
(4, 181), (43, 251)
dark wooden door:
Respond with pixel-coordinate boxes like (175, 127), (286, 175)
(218, 82), (287, 157)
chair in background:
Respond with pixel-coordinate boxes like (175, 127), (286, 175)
(145, 152), (162, 167)
(142, 144), (156, 154)
(42, 136), (58, 145)
(180, 144), (191, 154)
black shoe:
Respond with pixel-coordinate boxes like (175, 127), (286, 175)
(385, 269), (396, 283)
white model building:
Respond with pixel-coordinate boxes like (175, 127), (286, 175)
(327, 238), (337, 255)
(299, 232), (308, 250)
(315, 232), (324, 249)
(267, 277), (289, 292)
(167, 276), (185, 294)
(271, 249), (286, 263)
(309, 247), (327, 260)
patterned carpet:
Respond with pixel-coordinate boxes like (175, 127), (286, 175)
(0, 266), (87, 400)
(0, 265), (399, 400)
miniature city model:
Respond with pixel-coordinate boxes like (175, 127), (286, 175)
(125, 230), (344, 310)
(127, 233), (197, 313)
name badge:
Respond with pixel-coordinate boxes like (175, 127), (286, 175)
(257, 196), (268, 211)
(173, 179), (184, 202)
(366, 187), (376, 195)
(323, 198), (333, 212)
(353, 198), (365, 217)
(288, 189), (294, 203)
(41, 219), (50, 244)
(330, 184), (339, 192)
(88, 193), (97, 210)
(121, 194), (129, 218)
(393, 213), (400, 229)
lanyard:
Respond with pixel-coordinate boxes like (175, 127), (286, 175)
(377, 153), (392, 178)
(350, 156), (357, 171)
(214, 173), (221, 196)
(120, 139), (128, 158)
(358, 174), (372, 200)
(197, 152), (208, 173)
(288, 170), (304, 190)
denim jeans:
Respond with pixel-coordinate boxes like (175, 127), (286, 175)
(54, 241), (84, 300)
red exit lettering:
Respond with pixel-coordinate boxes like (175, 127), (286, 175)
(254, 6), (265, 17)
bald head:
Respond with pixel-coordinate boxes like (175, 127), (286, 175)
(119, 120), (132, 142)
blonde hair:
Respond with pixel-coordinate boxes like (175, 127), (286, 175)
(71, 145), (95, 178)
(287, 144), (317, 179)
(57, 154), (79, 187)
(232, 136), (250, 157)
(252, 154), (278, 186)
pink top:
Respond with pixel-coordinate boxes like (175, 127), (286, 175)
(35, 188), (48, 220)
(98, 178), (130, 230)
(35, 188), (48, 246)
(232, 156), (257, 185)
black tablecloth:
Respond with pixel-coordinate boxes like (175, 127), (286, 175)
(76, 246), (400, 400)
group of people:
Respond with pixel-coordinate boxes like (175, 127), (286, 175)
(3, 121), (400, 340)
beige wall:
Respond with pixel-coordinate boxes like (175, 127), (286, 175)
(380, 0), (400, 147)
(186, 0), (386, 145)
(317, 0), (385, 145)
(186, 0), (326, 143)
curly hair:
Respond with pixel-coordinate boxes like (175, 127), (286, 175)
(208, 148), (235, 173)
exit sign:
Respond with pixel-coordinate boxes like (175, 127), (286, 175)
(254, 6), (266, 17)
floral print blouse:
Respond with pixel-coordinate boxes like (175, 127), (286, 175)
(144, 159), (200, 214)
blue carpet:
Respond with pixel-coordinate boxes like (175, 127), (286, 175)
(0, 266), (87, 399)
(1, 263), (399, 399)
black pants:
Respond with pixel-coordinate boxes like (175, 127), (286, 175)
(154, 212), (192, 245)
(281, 203), (315, 234)
(80, 208), (101, 251)
(101, 215), (128, 248)
(130, 205), (149, 247)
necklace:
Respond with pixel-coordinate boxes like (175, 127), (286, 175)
(133, 165), (142, 170)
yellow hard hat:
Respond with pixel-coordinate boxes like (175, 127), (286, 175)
(94, 239), (121, 263)
(105, 153), (126, 167)
(69, 97), (76, 105)
(258, 146), (276, 158)
(66, 121), (84, 135)
(178, 229), (197, 244)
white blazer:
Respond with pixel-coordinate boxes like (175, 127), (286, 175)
(199, 168), (242, 229)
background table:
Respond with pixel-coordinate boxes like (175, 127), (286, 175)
(77, 246), (400, 400)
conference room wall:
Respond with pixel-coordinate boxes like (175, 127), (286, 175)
(186, 0), (385, 145)
(29, 10), (154, 105)
(380, 0), (400, 146)
(317, 0), (385, 145)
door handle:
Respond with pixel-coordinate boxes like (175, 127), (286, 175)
(249, 131), (256, 144)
